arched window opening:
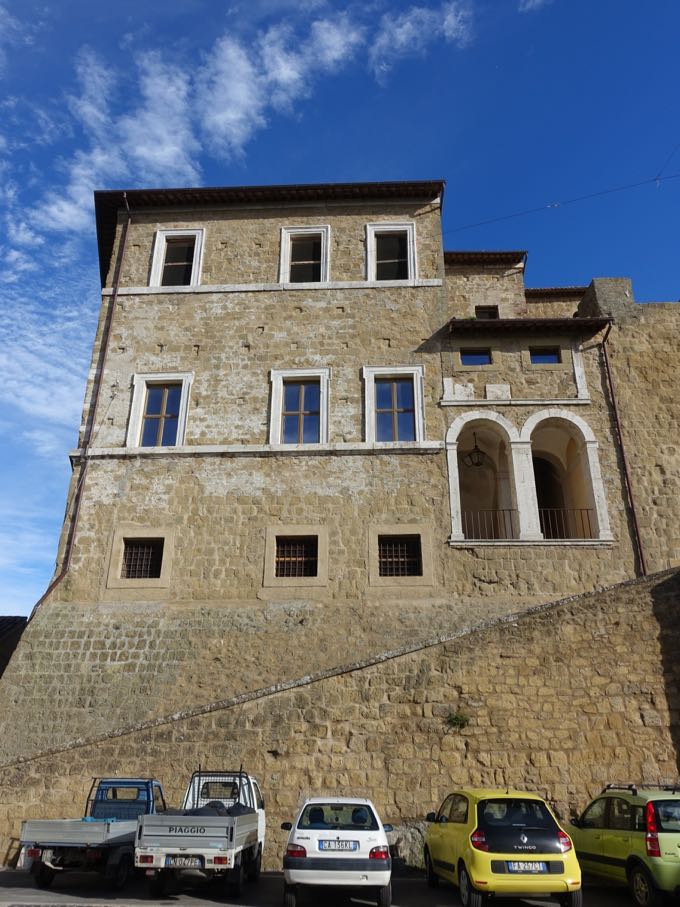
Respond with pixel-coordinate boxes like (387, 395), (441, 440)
(531, 422), (596, 539)
(457, 425), (518, 539)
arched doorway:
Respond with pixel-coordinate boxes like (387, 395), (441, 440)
(531, 423), (596, 539)
(457, 424), (517, 539)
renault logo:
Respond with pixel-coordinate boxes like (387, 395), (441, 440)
(520, 834), (528, 844)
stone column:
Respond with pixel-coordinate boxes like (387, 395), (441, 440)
(510, 440), (543, 540)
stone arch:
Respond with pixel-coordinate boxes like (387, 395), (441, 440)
(446, 410), (520, 446)
(519, 408), (597, 444)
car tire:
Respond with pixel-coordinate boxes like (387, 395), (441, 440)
(106, 853), (133, 890)
(228, 858), (245, 897)
(424, 848), (439, 888)
(283, 882), (297, 907)
(377, 881), (392, 907)
(628, 864), (659, 907)
(247, 845), (261, 882)
(459, 864), (484, 907)
(35, 862), (55, 889)
(560, 889), (583, 907)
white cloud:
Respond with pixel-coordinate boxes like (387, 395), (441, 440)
(518, 0), (553, 11)
(369, 1), (472, 80)
(0, 3), (32, 76)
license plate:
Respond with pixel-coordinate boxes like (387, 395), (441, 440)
(166, 856), (202, 868)
(508, 861), (547, 873)
(319, 840), (359, 851)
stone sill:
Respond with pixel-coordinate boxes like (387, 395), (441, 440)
(448, 538), (615, 548)
(70, 441), (445, 462)
(440, 398), (591, 407)
(103, 279), (442, 296)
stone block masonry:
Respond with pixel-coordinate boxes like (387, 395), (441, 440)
(0, 569), (677, 870)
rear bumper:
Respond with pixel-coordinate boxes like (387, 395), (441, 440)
(283, 855), (391, 887)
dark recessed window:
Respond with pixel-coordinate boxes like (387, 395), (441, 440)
(161, 237), (196, 286)
(530, 347), (561, 365)
(122, 539), (164, 579)
(375, 232), (409, 280)
(275, 536), (318, 578)
(461, 348), (492, 366)
(475, 305), (499, 320)
(141, 383), (182, 446)
(289, 234), (322, 283)
(282, 381), (321, 443)
(375, 378), (415, 442)
(378, 534), (423, 577)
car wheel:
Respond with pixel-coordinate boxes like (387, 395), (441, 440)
(377, 881), (392, 907)
(106, 853), (132, 890)
(424, 848), (439, 888)
(247, 846), (261, 882)
(35, 862), (55, 889)
(228, 858), (245, 897)
(283, 882), (297, 907)
(629, 865), (659, 907)
(559, 889), (583, 907)
(459, 865), (484, 907)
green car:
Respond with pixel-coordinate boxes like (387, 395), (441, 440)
(568, 784), (680, 907)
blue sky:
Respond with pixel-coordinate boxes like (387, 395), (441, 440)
(1, 0), (679, 616)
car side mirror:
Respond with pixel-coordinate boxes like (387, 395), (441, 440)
(426, 812), (436, 823)
(383, 824), (393, 833)
(281, 821), (292, 831)
(570, 816), (580, 828)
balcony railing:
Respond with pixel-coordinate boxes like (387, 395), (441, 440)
(539, 508), (595, 540)
(462, 509), (518, 540)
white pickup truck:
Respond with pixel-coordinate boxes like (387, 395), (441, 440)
(19, 777), (166, 890)
(135, 770), (265, 897)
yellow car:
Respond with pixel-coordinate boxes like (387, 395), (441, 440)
(424, 788), (582, 907)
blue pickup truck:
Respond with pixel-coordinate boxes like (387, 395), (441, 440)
(19, 777), (166, 889)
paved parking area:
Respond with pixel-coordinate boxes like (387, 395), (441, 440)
(0, 869), (632, 907)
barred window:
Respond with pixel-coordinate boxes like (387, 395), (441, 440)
(122, 539), (164, 579)
(275, 536), (318, 578)
(378, 534), (422, 577)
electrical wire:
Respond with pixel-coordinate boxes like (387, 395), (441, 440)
(443, 171), (680, 236)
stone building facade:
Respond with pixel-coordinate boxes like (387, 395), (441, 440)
(0, 180), (678, 866)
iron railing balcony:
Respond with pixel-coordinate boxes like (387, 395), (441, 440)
(538, 507), (595, 539)
(462, 509), (518, 540)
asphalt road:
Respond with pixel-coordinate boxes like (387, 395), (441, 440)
(0, 870), (633, 907)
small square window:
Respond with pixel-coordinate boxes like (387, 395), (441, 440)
(121, 538), (164, 579)
(150, 230), (204, 287)
(530, 347), (561, 364)
(375, 378), (416, 442)
(461, 348), (492, 366)
(280, 226), (330, 283)
(378, 535), (422, 577)
(282, 381), (321, 443)
(474, 305), (499, 320)
(275, 536), (318, 578)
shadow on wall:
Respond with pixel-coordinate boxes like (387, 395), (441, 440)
(0, 618), (27, 680)
(651, 571), (680, 777)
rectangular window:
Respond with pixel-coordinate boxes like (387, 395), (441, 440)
(378, 534), (423, 577)
(275, 536), (318, 578)
(121, 538), (164, 579)
(375, 378), (415, 442)
(280, 226), (330, 283)
(475, 305), (499, 320)
(366, 222), (416, 282)
(140, 383), (182, 446)
(150, 229), (204, 287)
(281, 380), (321, 443)
(529, 346), (561, 364)
(460, 348), (492, 366)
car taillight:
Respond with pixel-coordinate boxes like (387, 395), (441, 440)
(369, 846), (390, 860)
(213, 856), (229, 865)
(286, 844), (307, 858)
(558, 831), (572, 853)
(138, 855), (154, 864)
(470, 829), (489, 851)
(27, 848), (41, 859)
(646, 802), (661, 857)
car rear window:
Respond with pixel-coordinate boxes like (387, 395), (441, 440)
(298, 803), (379, 831)
(656, 800), (680, 832)
(477, 798), (558, 830)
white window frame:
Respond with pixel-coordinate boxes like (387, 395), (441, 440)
(150, 229), (205, 287)
(269, 367), (331, 445)
(362, 365), (425, 444)
(279, 226), (331, 284)
(126, 372), (193, 448)
(365, 221), (417, 282)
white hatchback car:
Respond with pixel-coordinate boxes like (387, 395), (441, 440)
(281, 797), (393, 907)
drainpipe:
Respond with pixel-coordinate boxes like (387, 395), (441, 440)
(29, 194), (132, 621)
(601, 321), (647, 577)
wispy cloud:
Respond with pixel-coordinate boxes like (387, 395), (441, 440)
(0, 2), (35, 76)
(369, 1), (472, 81)
(518, 0), (553, 11)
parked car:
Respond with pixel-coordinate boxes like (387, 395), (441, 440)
(424, 787), (582, 907)
(281, 797), (393, 907)
(568, 783), (680, 907)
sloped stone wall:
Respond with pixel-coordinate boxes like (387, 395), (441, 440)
(1, 570), (677, 870)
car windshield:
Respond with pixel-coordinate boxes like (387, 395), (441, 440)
(298, 803), (379, 831)
(656, 800), (680, 832)
(477, 798), (558, 830)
